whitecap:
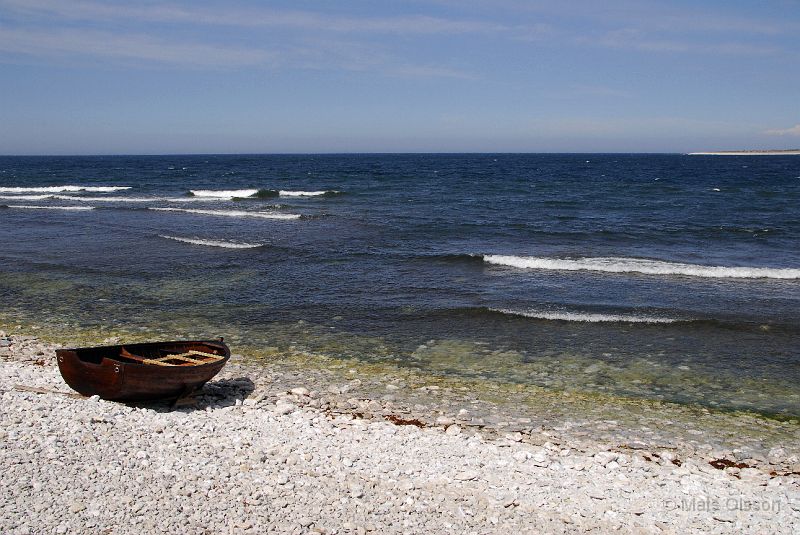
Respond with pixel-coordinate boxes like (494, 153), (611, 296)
(189, 189), (259, 198)
(483, 255), (800, 279)
(159, 235), (263, 249)
(0, 194), (53, 201)
(150, 207), (301, 220)
(491, 308), (678, 324)
(278, 190), (334, 197)
(0, 185), (130, 193)
(6, 205), (94, 211)
(52, 195), (218, 203)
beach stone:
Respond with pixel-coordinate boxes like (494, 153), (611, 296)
(531, 451), (549, 465)
(275, 402), (295, 415)
(454, 471), (479, 481)
(513, 451), (530, 463)
(69, 501), (86, 513)
(713, 511), (736, 523)
(348, 483), (364, 498)
(436, 416), (455, 426)
(445, 425), (462, 436)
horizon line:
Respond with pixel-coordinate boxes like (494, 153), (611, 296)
(0, 151), (693, 157)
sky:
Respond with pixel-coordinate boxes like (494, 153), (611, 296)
(0, 0), (799, 154)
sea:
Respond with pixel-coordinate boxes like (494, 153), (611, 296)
(1, 154), (798, 418)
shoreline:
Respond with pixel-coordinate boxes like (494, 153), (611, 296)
(3, 326), (800, 465)
(1, 329), (799, 533)
(687, 150), (800, 156)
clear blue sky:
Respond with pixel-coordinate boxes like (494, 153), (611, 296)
(1, 0), (799, 154)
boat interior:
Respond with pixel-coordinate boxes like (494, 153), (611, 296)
(71, 343), (226, 367)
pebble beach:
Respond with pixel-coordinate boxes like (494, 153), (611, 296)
(1, 332), (798, 534)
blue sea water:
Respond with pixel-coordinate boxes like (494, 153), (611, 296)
(1, 154), (799, 416)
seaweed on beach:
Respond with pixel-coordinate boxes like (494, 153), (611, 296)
(385, 414), (426, 428)
(709, 458), (750, 470)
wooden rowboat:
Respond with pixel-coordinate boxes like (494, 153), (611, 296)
(56, 339), (230, 402)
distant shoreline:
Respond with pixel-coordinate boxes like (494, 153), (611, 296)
(688, 149), (800, 156)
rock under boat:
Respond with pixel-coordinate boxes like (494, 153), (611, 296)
(56, 339), (230, 401)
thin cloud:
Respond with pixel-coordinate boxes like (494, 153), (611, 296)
(0, 0), (511, 35)
(428, 0), (796, 56)
(0, 0), (499, 75)
(443, 0), (798, 36)
(588, 28), (781, 56)
(570, 85), (632, 98)
(764, 124), (800, 136)
(0, 26), (276, 67)
(0, 25), (473, 78)
(385, 65), (476, 80)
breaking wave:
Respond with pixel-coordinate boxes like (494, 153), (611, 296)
(0, 195), (229, 203)
(490, 308), (680, 324)
(189, 189), (340, 199)
(0, 195), (53, 201)
(279, 190), (340, 197)
(483, 255), (800, 280)
(159, 235), (264, 249)
(0, 185), (130, 193)
(149, 207), (301, 220)
(52, 195), (221, 203)
(6, 205), (94, 211)
(189, 189), (260, 198)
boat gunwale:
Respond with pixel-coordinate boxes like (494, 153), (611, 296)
(56, 339), (231, 368)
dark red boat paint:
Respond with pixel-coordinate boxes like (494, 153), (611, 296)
(56, 339), (230, 402)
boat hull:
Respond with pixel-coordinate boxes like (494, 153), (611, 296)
(56, 339), (230, 402)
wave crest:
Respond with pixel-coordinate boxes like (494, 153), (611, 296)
(188, 189), (340, 199)
(279, 190), (340, 197)
(254, 189), (279, 198)
(0, 185), (130, 193)
(0, 194), (53, 201)
(490, 308), (679, 324)
(56, 195), (233, 203)
(189, 189), (259, 198)
(483, 255), (800, 280)
(6, 205), (94, 211)
(0, 195), (227, 203)
(150, 207), (301, 220)
(159, 235), (264, 249)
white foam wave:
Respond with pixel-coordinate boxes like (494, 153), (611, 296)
(188, 189), (337, 198)
(279, 190), (333, 197)
(0, 194), (53, 201)
(6, 205), (94, 211)
(0, 185), (130, 193)
(51, 195), (216, 203)
(150, 208), (301, 220)
(483, 255), (800, 280)
(159, 235), (263, 249)
(190, 189), (259, 198)
(491, 308), (679, 324)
